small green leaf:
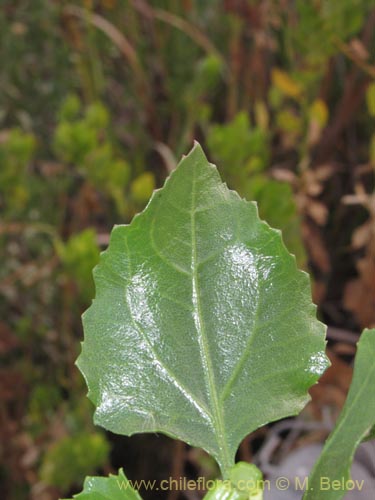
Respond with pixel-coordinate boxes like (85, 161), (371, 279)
(62, 469), (141, 500)
(228, 462), (263, 499)
(304, 328), (375, 500)
(78, 143), (328, 477)
(204, 462), (264, 500)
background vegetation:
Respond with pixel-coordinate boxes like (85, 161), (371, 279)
(1, 1), (374, 499)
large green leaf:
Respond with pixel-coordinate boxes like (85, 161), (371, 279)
(63, 469), (141, 500)
(78, 142), (328, 477)
(304, 328), (375, 500)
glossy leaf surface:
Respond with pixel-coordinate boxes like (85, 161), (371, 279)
(304, 328), (375, 500)
(63, 469), (141, 500)
(78, 143), (328, 476)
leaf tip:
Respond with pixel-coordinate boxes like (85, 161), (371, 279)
(190, 140), (208, 160)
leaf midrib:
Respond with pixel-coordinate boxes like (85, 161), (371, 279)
(190, 160), (232, 476)
(123, 236), (212, 426)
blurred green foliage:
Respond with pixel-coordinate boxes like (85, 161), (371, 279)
(290, 0), (373, 64)
(40, 433), (109, 489)
(1, 1), (375, 499)
(54, 96), (132, 214)
(207, 112), (269, 174)
(56, 229), (100, 301)
(0, 128), (36, 211)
